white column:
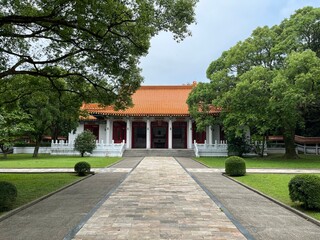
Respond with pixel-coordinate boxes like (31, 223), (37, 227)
(146, 118), (151, 149)
(213, 125), (220, 142)
(208, 125), (213, 145)
(126, 118), (131, 149)
(99, 124), (106, 143)
(168, 119), (172, 149)
(187, 119), (193, 149)
(105, 119), (111, 144)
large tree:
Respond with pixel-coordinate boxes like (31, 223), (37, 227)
(1, 75), (83, 157)
(0, 109), (33, 159)
(188, 7), (320, 158)
(0, 0), (198, 108)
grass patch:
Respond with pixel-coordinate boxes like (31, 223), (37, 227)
(0, 173), (81, 215)
(234, 174), (320, 221)
(0, 154), (121, 168)
(196, 154), (320, 169)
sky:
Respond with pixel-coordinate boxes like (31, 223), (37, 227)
(139, 0), (320, 85)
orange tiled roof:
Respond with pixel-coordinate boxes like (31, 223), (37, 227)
(82, 85), (220, 117)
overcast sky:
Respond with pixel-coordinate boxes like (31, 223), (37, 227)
(139, 0), (320, 85)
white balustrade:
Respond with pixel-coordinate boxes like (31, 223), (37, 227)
(50, 139), (126, 157)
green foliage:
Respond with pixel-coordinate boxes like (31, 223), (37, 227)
(0, 109), (33, 159)
(0, 181), (18, 211)
(225, 156), (246, 176)
(235, 174), (320, 221)
(226, 132), (250, 157)
(74, 161), (91, 176)
(1, 75), (83, 158)
(197, 155), (320, 169)
(0, 0), (198, 107)
(288, 174), (320, 210)
(187, 6), (320, 159)
(74, 131), (97, 157)
(0, 154), (120, 168)
(0, 173), (79, 213)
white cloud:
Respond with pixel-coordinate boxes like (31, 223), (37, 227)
(139, 0), (320, 85)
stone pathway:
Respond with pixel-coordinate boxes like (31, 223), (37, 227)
(72, 157), (246, 240)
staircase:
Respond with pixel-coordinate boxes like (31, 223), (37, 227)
(122, 149), (196, 158)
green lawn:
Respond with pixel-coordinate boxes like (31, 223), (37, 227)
(0, 154), (121, 168)
(0, 173), (81, 214)
(196, 154), (320, 169)
(234, 174), (320, 221)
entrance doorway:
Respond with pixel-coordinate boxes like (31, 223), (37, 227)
(113, 121), (126, 143)
(132, 122), (146, 148)
(172, 121), (187, 148)
(151, 121), (168, 148)
(192, 122), (206, 143)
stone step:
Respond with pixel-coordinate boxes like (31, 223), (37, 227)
(123, 149), (196, 157)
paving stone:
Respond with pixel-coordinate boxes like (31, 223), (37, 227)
(73, 157), (246, 240)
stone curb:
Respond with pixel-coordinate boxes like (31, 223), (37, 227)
(0, 173), (94, 222)
(224, 174), (320, 228)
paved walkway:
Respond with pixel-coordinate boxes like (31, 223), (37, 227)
(0, 157), (141, 240)
(176, 157), (320, 240)
(73, 157), (245, 240)
(1, 157), (320, 240)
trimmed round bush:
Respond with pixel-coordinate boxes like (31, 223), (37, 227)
(225, 156), (246, 176)
(288, 174), (320, 210)
(0, 181), (18, 211)
(74, 161), (91, 176)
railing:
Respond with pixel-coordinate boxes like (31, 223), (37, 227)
(193, 140), (267, 157)
(296, 143), (320, 155)
(51, 140), (126, 157)
(193, 140), (228, 157)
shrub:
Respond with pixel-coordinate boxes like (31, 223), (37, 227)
(225, 156), (246, 176)
(288, 174), (320, 210)
(74, 130), (96, 157)
(227, 132), (250, 157)
(0, 181), (18, 211)
(74, 161), (91, 176)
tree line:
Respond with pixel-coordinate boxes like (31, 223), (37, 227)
(188, 7), (320, 158)
(0, 0), (198, 158)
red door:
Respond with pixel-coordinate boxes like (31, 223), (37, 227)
(192, 122), (206, 144)
(113, 121), (126, 143)
(151, 121), (168, 148)
(132, 122), (146, 148)
(172, 121), (187, 148)
(84, 124), (99, 140)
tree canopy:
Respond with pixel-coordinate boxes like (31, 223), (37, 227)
(74, 130), (96, 157)
(187, 6), (320, 158)
(0, 0), (198, 108)
(0, 109), (33, 159)
(1, 74), (83, 157)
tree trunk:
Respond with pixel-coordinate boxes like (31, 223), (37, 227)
(260, 135), (266, 158)
(33, 138), (41, 158)
(283, 128), (299, 159)
(0, 146), (8, 159)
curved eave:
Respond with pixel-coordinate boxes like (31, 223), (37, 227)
(88, 111), (220, 117)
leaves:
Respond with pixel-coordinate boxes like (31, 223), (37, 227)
(188, 6), (320, 158)
(0, 0), (198, 107)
